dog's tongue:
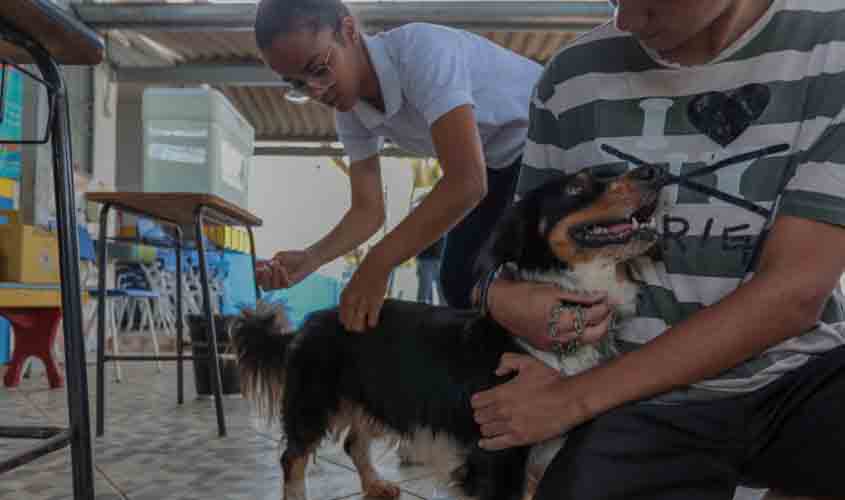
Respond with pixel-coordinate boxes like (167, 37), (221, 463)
(606, 222), (632, 234)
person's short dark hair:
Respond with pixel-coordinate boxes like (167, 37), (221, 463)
(255, 0), (350, 51)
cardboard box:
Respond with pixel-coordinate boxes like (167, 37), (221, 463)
(0, 211), (60, 284)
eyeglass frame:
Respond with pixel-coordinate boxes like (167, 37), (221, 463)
(282, 38), (337, 102)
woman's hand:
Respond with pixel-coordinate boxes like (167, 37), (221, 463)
(486, 279), (614, 351)
(471, 353), (593, 449)
(339, 253), (392, 332)
(255, 250), (320, 290)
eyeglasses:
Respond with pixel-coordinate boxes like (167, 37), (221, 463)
(283, 44), (335, 104)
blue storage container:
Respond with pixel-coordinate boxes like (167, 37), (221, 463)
(261, 273), (342, 329)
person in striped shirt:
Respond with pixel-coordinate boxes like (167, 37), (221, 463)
(471, 1), (845, 498)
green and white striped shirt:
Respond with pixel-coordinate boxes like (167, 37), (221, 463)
(518, 0), (845, 401)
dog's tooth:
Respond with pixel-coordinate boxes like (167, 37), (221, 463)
(631, 217), (639, 230)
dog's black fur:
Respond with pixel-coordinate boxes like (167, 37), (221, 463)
(233, 164), (664, 500)
(236, 303), (528, 500)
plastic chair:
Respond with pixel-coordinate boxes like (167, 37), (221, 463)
(79, 227), (161, 381)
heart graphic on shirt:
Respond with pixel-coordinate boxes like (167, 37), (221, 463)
(687, 84), (771, 147)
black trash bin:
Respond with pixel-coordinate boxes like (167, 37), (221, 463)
(186, 314), (241, 396)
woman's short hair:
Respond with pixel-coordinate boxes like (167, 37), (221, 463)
(255, 0), (350, 50)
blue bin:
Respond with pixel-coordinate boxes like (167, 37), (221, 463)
(262, 273), (342, 329)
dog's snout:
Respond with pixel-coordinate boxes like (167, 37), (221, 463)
(630, 164), (666, 186)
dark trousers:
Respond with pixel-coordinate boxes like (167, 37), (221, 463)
(439, 159), (520, 309)
(535, 345), (845, 500)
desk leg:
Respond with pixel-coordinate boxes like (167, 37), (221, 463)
(45, 52), (96, 500)
(194, 207), (226, 437)
(2, 309), (64, 389)
(96, 203), (111, 437)
(247, 226), (260, 302)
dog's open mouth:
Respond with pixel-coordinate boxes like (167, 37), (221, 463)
(571, 198), (659, 248)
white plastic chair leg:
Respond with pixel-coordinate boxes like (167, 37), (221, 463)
(142, 299), (162, 372)
(109, 299), (123, 383)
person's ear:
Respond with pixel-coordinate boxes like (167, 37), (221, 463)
(340, 16), (359, 44)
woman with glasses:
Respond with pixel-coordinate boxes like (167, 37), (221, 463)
(253, 0), (542, 331)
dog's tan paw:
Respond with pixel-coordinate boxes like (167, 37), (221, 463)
(364, 479), (401, 498)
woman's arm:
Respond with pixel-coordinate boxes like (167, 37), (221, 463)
(306, 155), (386, 264)
(257, 156), (384, 290)
(340, 104), (488, 331)
(368, 104), (486, 272)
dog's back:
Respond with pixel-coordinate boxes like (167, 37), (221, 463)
(293, 300), (519, 438)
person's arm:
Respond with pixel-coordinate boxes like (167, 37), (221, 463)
(339, 26), (496, 330)
(366, 104), (486, 273)
(339, 105), (488, 331)
(578, 214), (845, 416)
(257, 156), (385, 290)
(306, 155), (386, 265)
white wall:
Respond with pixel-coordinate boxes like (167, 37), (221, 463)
(92, 65), (118, 190)
(248, 155), (415, 276)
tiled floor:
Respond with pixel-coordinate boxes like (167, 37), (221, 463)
(0, 344), (768, 500)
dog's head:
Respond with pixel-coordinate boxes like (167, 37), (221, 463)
(476, 164), (664, 278)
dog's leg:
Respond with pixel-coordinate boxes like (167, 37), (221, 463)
(343, 429), (401, 498)
(281, 448), (311, 500)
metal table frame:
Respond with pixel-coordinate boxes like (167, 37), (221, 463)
(88, 195), (261, 438)
(0, 13), (98, 500)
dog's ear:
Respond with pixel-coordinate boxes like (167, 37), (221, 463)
(473, 198), (533, 284)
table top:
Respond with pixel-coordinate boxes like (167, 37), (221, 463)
(86, 192), (263, 228)
(0, 0), (104, 65)
(0, 282), (61, 308)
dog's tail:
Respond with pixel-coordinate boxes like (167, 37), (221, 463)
(231, 304), (296, 425)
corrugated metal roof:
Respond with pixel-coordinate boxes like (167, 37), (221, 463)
(80, 2), (611, 143)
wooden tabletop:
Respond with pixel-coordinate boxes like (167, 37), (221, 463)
(0, 282), (89, 308)
(0, 0), (104, 65)
(85, 192), (263, 228)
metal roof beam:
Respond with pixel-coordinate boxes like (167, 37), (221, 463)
(76, 2), (613, 33)
(116, 63), (281, 86)
(254, 144), (422, 158)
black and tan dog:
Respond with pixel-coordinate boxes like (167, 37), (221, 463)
(233, 163), (664, 500)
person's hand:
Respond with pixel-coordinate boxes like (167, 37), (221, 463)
(255, 250), (319, 290)
(339, 254), (392, 332)
(487, 280), (614, 351)
(471, 353), (591, 450)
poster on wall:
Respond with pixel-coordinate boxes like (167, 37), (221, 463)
(0, 67), (23, 180)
